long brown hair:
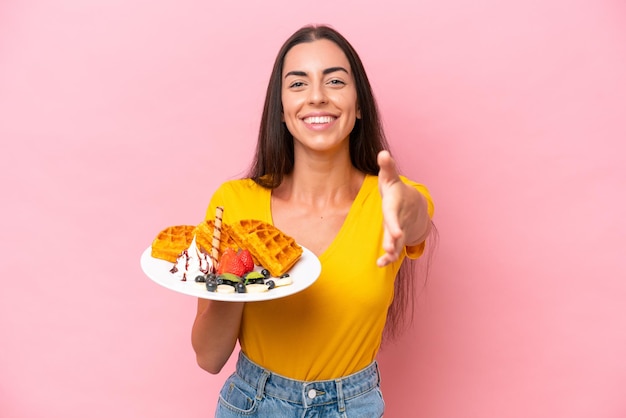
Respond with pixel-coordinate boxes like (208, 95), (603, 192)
(246, 24), (436, 341)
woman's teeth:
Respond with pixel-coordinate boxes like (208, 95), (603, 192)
(304, 116), (335, 124)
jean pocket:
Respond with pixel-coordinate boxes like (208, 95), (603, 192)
(344, 386), (385, 418)
(217, 375), (258, 415)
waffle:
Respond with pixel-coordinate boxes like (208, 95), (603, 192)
(230, 219), (303, 277)
(151, 225), (196, 263)
(195, 219), (240, 260)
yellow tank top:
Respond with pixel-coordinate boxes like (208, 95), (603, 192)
(204, 175), (434, 380)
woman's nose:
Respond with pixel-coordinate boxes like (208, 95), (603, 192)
(308, 82), (327, 104)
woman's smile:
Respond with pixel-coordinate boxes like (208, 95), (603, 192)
(301, 113), (338, 131)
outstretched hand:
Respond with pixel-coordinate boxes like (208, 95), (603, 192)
(377, 150), (406, 267)
(376, 150), (428, 267)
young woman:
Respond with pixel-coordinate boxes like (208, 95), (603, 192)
(192, 24), (435, 417)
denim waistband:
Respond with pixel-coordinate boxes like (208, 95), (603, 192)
(235, 351), (381, 407)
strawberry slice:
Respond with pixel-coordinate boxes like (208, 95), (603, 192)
(238, 249), (254, 273)
(217, 248), (246, 276)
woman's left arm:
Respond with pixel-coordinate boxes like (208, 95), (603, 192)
(376, 150), (432, 267)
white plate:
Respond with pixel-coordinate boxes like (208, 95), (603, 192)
(140, 246), (321, 302)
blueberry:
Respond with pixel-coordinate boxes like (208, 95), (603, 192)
(261, 269), (270, 279)
(280, 273), (290, 278)
(266, 280), (275, 290)
(235, 282), (246, 293)
(194, 275), (206, 283)
(206, 281), (217, 292)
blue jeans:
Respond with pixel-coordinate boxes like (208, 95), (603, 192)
(215, 352), (385, 417)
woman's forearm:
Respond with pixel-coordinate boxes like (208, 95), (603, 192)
(191, 299), (245, 374)
(403, 185), (432, 246)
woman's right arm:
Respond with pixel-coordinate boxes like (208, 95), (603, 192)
(191, 299), (244, 374)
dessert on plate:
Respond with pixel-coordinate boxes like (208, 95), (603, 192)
(150, 211), (302, 294)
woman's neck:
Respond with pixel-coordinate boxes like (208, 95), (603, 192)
(274, 154), (364, 209)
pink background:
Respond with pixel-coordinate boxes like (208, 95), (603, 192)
(1, 0), (625, 417)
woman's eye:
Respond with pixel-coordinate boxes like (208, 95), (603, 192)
(328, 79), (346, 86)
(289, 81), (305, 88)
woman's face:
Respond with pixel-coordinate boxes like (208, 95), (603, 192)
(281, 39), (360, 155)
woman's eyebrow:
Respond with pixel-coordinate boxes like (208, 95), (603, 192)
(284, 66), (349, 79)
(323, 66), (349, 75)
(284, 70), (307, 78)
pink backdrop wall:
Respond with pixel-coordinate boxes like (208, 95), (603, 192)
(2, 1), (625, 417)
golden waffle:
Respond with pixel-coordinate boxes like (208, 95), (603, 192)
(195, 219), (240, 260)
(151, 225), (196, 263)
(230, 219), (303, 277)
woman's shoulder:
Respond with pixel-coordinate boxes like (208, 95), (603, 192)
(207, 178), (271, 221)
(215, 178), (268, 195)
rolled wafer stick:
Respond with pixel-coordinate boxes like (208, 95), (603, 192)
(210, 206), (224, 268)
